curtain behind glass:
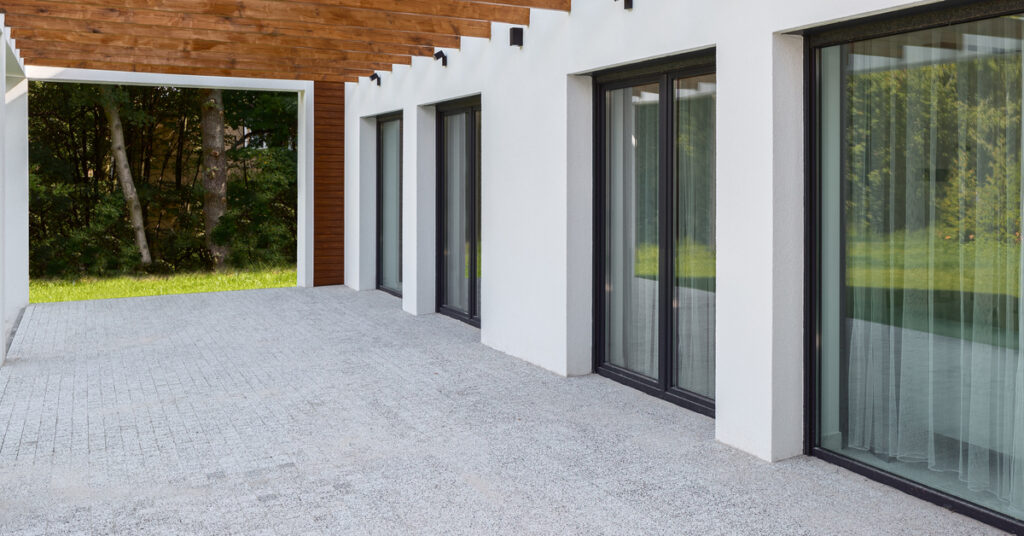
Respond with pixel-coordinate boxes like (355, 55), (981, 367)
(605, 84), (661, 379)
(820, 16), (1024, 519)
(674, 75), (716, 398)
(379, 119), (402, 293)
(443, 113), (470, 313)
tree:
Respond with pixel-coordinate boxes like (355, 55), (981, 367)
(200, 88), (229, 269)
(100, 86), (152, 266)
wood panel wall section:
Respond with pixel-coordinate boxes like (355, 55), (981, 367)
(313, 81), (346, 286)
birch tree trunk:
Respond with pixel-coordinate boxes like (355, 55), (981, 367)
(200, 88), (229, 269)
(101, 87), (152, 266)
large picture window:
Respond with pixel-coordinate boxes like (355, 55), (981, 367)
(377, 113), (402, 296)
(813, 9), (1024, 529)
(594, 52), (716, 415)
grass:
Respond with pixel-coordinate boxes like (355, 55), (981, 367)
(634, 242), (716, 279)
(846, 230), (1020, 296)
(30, 267), (297, 304)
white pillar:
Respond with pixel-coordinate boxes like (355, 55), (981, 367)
(402, 105), (437, 315)
(2, 74), (29, 364)
(714, 32), (805, 462)
(0, 37), (7, 365)
(565, 74), (593, 376)
(296, 83), (315, 288)
(344, 108), (377, 291)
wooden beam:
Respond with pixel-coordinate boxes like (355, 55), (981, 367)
(471, 0), (570, 10)
(18, 41), (392, 76)
(3, 12), (436, 57)
(0, 3), (464, 49)
(17, 0), (495, 38)
(25, 57), (358, 83)
(12, 28), (415, 67)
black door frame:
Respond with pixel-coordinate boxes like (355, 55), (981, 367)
(592, 51), (716, 417)
(376, 111), (403, 298)
(436, 97), (482, 327)
(802, 1), (1024, 532)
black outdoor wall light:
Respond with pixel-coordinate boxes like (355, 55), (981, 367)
(369, 73), (381, 86)
(434, 50), (448, 67)
(620, 0), (633, 9)
(510, 27), (524, 47)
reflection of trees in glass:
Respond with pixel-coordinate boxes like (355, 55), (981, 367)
(634, 101), (660, 248)
(676, 91), (716, 290)
(844, 53), (1023, 298)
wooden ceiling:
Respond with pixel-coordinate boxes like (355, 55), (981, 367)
(0, 0), (570, 83)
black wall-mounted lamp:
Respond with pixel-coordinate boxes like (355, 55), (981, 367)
(434, 50), (448, 67)
(369, 73), (381, 86)
(510, 27), (524, 47)
(620, 0), (633, 9)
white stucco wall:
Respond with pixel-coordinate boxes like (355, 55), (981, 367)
(1, 18), (27, 365)
(344, 0), (937, 462)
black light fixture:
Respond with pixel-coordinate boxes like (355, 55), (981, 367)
(510, 27), (524, 47)
(434, 50), (448, 67)
(622, 0), (633, 9)
(369, 73), (381, 86)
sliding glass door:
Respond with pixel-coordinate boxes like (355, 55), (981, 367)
(813, 11), (1024, 528)
(377, 113), (402, 296)
(595, 54), (716, 415)
(437, 99), (481, 325)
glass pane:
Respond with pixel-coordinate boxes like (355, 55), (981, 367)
(819, 16), (1024, 520)
(443, 112), (470, 314)
(379, 118), (402, 293)
(474, 109), (482, 318)
(605, 83), (661, 379)
(673, 74), (716, 398)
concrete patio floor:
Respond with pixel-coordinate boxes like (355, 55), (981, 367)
(0, 287), (1002, 535)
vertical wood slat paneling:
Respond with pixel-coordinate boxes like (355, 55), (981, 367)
(313, 81), (346, 286)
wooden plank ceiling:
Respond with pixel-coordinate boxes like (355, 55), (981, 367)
(0, 0), (570, 83)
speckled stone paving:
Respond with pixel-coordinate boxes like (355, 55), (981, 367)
(0, 287), (1004, 535)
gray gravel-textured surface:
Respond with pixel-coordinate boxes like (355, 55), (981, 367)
(0, 287), (1004, 535)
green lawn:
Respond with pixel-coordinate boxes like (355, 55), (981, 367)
(846, 230), (1020, 296)
(30, 267), (297, 303)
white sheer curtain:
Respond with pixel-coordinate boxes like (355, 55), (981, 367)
(834, 17), (1024, 514)
(443, 113), (469, 313)
(379, 119), (402, 292)
(674, 76), (716, 398)
(605, 85), (660, 378)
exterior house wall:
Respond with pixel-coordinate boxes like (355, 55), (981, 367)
(1, 18), (27, 365)
(344, 0), (936, 462)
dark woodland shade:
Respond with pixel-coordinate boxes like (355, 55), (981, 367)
(28, 82), (298, 278)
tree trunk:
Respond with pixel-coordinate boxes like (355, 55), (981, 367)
(101, 87), (152, 266)
(200, 88), (229, 269)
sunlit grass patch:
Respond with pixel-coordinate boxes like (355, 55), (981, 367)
(30, 267), (297, 303)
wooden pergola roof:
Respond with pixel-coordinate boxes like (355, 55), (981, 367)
(0, 0), (570, 83)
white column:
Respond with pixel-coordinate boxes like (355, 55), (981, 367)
(714, 32), (805, 462)
(402, 105), (437, 315)
(2, 75), (29, 363)
(565, 74), (594, 376)
(296, 83), (315, 287)
(0, 38), (7, 364)
(344, 110), (377, 291)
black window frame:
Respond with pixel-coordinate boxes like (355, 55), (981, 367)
(436, 96), (482, 327)
(802, 1), (1024, 532)
(592, 50), (717, 418)
(376, 111), (404, 298)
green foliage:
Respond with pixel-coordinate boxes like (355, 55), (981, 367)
(213, 147), (298, 268)
(28, 81), (298, 279)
